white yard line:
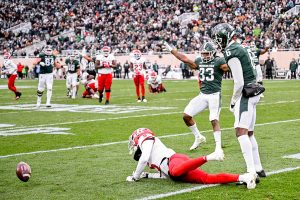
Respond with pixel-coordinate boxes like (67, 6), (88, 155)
(136, 166), (300, 200)
(0, 118), (299, 159)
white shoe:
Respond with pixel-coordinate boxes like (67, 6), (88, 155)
(36, 104), (41, 109)
(206, 150), (225, 161)
(241, 173), (257, 189)
(137, 99), (141, 103)
(142, 98), (147, 102)
(189, 136), (206, 150)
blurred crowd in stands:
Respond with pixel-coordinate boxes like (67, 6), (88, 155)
(0, 0), (299, 56)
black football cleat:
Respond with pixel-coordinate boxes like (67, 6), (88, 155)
(15, 92), (22, 100)
(257, 170), (266, 177)
(105, 100), (109, 105)
(99, 94), (103, 103)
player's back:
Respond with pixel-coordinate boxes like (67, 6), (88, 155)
(224, 42), (256, 85)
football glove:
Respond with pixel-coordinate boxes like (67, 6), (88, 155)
(126, 176), (138, 182)
(39, 62), (45, 67)
(229, 103), (235, 113)
(163, 41), (176, 52)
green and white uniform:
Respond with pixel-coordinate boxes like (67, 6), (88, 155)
(37, 53), (56, 106)
(65, 58), (80, 87)
(184, 56), (225, 121)
(224, 41), (260, 130)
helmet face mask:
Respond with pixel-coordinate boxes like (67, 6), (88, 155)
(200, 42), (217, 63)
(128, 128), (154, 154)
(212, 23), (235, 51)
(133, 50), (141, 60)
(101, 46), (111, 57)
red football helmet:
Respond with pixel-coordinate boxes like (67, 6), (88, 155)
(132, 49), (141, 60)
(101, 46), (111, 57)
(150, 71), (157, 80)
(128, 128), (155, 154)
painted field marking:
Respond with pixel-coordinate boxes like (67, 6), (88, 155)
(283, 153), (300, 160)
(0, 127), (73, 136)
(0, 118), (299, 159)
(0, 124), (15, 128)
(136, 166), (300, 200)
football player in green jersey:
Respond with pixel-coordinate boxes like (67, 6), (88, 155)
(212, 23), (265, 179)
(36, 45), (60, 108)
(65, 54), (81, 99)
(164, 41), (228, 156)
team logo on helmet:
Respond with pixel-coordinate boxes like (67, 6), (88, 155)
(200, 42), (217, 63)
(128, 128), (154, 154)
(211, 23), (236, 51)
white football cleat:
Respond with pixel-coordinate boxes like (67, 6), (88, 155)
(142, 98), (147, 102)
(137, 99), (142, 103)
(241, 173), (257, 189)
(206, 150), (225, 161)
(189, 136), (206, 150)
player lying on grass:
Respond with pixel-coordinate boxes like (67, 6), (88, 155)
(147, 71), (166, 93)
(126, 128), (257, 189)
(82, 75), (99, 99)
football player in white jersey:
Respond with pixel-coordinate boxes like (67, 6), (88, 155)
(2, 51), (22, 99)
(130, 50), (147, 102)
(147, 71), (166, 93)
(126, 128), (257, 189)
(95, 46), (116, 105)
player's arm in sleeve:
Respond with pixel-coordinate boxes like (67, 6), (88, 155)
(127, 140), (153, 181)
(227, 57), (244, 107)
(95, 56), (102, 69)
(164, 41), (197, 69)
(217, 57), (229, 72)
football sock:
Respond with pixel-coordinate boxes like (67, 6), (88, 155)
(105, 91), (110, 101)
(46, 89), (52, 105)
(202, 173), (239, 184)
(238, 135), (256, 173)
(37, 96), (42, 105)
(213, 131), (222, 151)
(141, 85), (145, 96)
(249, 135), (263, 172)
(72, 86), (76, 98)
(189, 124), (204, 138)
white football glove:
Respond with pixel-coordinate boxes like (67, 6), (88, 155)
(126, 175), (138, 182)
(163, 41), (176, 52)
(229, 103), (235, 113)
(39, 62), (45, 67)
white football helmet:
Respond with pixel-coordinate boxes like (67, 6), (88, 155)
(132, 49), (141, 60)
(128, 128), (155, 154)
(150, 71), (157, 80)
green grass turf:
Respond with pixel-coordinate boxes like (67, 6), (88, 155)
(0, 78), (299, 200)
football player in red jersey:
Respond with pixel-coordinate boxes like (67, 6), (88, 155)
(130, 50), (147, 102)
(126, 128), (257, 189)
(147, 71), (166, 93)
(82, 75), (99, 99)
(95, 46), (116, 105)
(2, 51), (22, 99)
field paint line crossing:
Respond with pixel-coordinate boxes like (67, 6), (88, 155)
(136, 166), (300, 200)
(0, 118), (300, 159)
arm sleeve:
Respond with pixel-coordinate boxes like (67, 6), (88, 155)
(132, 140), (153, 179)
(228, 57), (244, 104)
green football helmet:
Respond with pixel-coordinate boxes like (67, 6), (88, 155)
(200, 42), (217, 63)
(212, 23), (236, 51)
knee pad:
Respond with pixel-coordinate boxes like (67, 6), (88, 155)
(37, 90), (44, 97)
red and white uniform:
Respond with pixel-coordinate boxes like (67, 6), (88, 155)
(130, 57), (145, 76)
(4, 59), (17, 75)
(147, 75), (162, 89)
(96, 54), (115, 74)
(82, 79), (98, 97)
(130, 129), (239, 184)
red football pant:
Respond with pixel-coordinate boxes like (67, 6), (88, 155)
(8, 74), (17, 93)
(134, 75), (145, 98)
(98, 73), (112, 100)
(169, 154), (239, 184)
(149, 84), (165, 93)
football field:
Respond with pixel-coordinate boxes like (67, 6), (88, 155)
(0, 78), (299, 200)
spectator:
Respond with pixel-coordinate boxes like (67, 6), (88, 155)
(25, 65), (29, 79)
(17, 62), (24, 79)
(265, 57), (274, 79)
(152, 60), (159, 74)
(123, 60), (130, 79)
(180, 62), (189, 79)
(290, 58), (298, 79)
